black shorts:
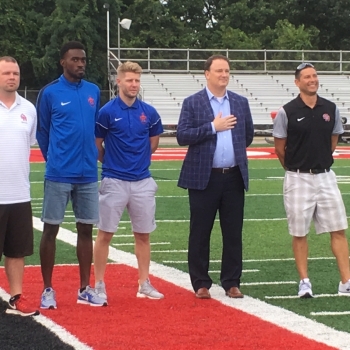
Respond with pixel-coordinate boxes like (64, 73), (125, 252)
(0, 202), (34, 260)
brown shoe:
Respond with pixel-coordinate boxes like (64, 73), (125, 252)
(225, 287), (244, 298)
(195, 287), (211, 299)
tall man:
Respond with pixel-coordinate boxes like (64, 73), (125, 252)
(177, 55), (254, 299)
(273, 63), (350, 298)
(0, 56), (39, 316)
(36, 41), (106, 308)
(93, 61), (164, 303)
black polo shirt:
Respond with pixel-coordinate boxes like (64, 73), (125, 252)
(283, 95), (336, 170)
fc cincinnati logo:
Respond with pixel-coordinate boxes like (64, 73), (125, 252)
(88, 96), (95, 107)
(323, 113), (330, 122)
(20, 114), (27, 123)
(140, 112), (147, 123)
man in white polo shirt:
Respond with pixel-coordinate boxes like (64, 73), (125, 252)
(0, 56), (39, 316)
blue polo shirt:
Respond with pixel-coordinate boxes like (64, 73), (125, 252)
(95, 97), (163, 181)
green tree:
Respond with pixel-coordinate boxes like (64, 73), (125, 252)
(260, 19), (319, 50)
(0, 0), (55, 88)
(33, 0), (117, 87)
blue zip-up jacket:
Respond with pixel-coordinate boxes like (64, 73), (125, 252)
(36, 75), (100, 183)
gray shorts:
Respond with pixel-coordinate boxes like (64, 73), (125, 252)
(97, 177), (158, 234)
(283, 170), (348, 236)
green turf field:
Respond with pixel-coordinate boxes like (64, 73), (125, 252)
(6, 157), (350, 333)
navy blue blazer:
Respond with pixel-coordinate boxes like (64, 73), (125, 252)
(177, 88), (254, 190)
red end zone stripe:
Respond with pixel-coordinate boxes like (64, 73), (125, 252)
(0, 266), (337, 350)
(30, 147), (350, 162)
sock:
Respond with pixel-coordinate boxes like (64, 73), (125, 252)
(80, 287), (87, 293)
(301, 278), (310, 283)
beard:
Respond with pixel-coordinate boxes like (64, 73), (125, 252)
(67, 69), (85, 81)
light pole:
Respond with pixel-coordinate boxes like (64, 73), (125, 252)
(118, 17), (132, 59)
(103, 4), (131, 99)
(103, 3), (110, 79)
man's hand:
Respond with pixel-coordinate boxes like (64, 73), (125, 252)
(213, 112), (237, 132)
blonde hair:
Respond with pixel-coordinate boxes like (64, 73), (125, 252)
(117, 61), (142, 75)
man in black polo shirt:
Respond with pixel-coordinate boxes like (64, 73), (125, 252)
(273, 63), (350, 298)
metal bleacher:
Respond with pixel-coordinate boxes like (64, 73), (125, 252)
(141, 73), (350, 127)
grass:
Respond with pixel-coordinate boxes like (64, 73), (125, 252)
(3, 155), (350, 333)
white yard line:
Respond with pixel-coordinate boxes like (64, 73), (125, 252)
(210, 269), (259, 273)
(311, 311), (350, 316)
(241, 281), (296, 286)
(163, 257), (336, 263)
(113, 242), (170, 247)
(151, 249), (188, 253)
(29, 217), (350, 349)
(266, 294), (339, 299)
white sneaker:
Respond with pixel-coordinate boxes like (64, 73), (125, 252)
(298, 278), (313, 298)
(95, 280), (108, 305)
(338, 279), (350, 296)
(137, 278), (164, 299)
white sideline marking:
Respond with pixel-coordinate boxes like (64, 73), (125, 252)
(32, 217), (350, 349)
(241, 281), (296, 286)
(311, 311), (350, 316)
(113, 242), (170, 247)
(0, 287), (92, 350)
(266, 294), (339, 300)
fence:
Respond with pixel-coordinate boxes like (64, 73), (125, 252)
(108, 48), (350, 74)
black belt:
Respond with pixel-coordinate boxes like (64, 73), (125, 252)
(211, 166), (238, 174)
(287, 168), (330, 174)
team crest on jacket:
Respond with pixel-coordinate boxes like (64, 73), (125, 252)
(88, 96), (95, 107)
(20, 114), (27, 123)
(323, 113), (330, 122)
(140, 112), (147, 123)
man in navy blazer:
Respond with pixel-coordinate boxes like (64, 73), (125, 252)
(177, 55), (254, 299)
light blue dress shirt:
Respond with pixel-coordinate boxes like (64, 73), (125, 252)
(206, 87), (236, 168)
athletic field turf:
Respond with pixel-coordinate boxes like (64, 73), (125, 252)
(1, 146), (350, 349)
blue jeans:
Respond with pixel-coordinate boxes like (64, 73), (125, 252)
(42, 180), (99, 225)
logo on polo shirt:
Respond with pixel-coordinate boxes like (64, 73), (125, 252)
(20, 114), (27, 123)
(140, 112), (147, 123)
(88, 96), (95, 107)
(323, 113), (330, 122)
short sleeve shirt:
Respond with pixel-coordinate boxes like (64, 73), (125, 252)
(95, 97), (163, 181)
(0, 93), (37, 204)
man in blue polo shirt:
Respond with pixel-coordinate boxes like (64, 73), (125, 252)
(93, 61), (164, 303)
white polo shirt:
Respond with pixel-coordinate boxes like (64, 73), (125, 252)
(0, 93), (37, 204)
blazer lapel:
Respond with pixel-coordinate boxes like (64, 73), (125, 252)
(199, 89), (215, 121)
(228, 93), (237, 143)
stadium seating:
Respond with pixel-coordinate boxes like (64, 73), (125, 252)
(141, 74), (350, 127)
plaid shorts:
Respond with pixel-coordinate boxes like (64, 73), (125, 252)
(283, 169), (348, 236)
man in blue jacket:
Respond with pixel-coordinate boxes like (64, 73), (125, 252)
(177, 55), (254, 299)
(36, 41), (106, 308)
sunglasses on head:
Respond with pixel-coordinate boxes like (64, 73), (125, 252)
(296, 62), (314, 71)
